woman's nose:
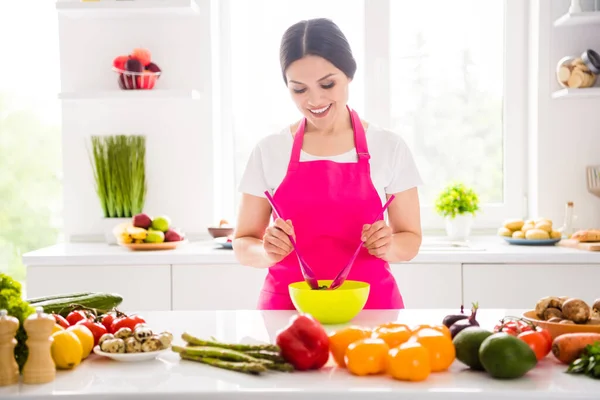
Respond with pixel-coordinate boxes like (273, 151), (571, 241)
(307, 90), (324, 106)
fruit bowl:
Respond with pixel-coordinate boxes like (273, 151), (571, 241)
(113, 67), (160, 90)
(118, 239), (188, 251)
(521, 310), (600, 339)
(288, 280), (370, 325)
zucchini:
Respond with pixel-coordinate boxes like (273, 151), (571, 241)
(26, 292), (95, 304)
(31, 293), (124, 317)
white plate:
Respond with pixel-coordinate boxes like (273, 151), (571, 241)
(93, 345), (169, 362)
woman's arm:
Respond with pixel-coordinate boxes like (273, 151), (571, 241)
(233, 194), (274, 268)
(385, 188), (422, 262)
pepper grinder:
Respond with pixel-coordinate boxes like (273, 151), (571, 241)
(22, 307), (56, 385)
(0, 309), (20, 386)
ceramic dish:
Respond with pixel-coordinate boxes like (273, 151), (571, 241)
(502, 237), (561, 246)
(207, 227), (234, 238)
(521, 310), (600, 339)
(118, 240), (188, 251)
(214, 237), (233, 249)
(93, 345), (169, 362)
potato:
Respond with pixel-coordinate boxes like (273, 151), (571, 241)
(543, 307), (563, 320)
(550, 230), (562, 239)
(498, 227), (512, 237)
(561, 298), (591, 324)
(521, 223), (535, 233)
(535, 221), (552, 233)
(503, 219), (524, 231)
(526, 228), (550, 240)
(512, 230), (525, 239)
(534, 217), (552, 224)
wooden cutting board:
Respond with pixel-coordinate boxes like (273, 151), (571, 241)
(558, 239), (600, 251)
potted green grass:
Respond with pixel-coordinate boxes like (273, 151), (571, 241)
(434, 181), (480, 240)
(89, 134), (147, 244)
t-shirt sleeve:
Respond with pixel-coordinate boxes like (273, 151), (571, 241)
(237, 144), (269, 198)
(385, 138), (424, 194)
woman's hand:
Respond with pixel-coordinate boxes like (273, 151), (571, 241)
(361, 220), (393, 259)
(263, 218), (295, 264)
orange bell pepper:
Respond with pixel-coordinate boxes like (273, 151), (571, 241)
(344, 338), (389, 376)
(328, 326), (371, 368)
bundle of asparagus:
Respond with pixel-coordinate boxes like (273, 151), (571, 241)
(172, 332), (295, 375)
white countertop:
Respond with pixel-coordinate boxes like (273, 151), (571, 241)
(1, 309), (597, 399)
(22, 236), (600, 266)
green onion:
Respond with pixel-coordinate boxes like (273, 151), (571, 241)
(88, 135), (146, 218)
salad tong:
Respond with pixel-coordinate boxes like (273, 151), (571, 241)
(264, 191), (320, 290)
(329, 195), (396, 290)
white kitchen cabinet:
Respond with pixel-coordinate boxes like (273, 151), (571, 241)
(26, 265), (171, 312)
(172, 265), (268, 310)
(462, 264), (600, 309)
(390, 263), (462, 309)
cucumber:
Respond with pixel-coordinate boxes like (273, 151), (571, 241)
(26, 292), (95, 304)
(30, 293), (124, 317)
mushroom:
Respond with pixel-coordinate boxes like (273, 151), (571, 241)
(535, 296), (561, 319)
(543, 307), (563, 321)
(548, 317), (563, 323)
(561, 298), (591, 324)
(560, 319), (575, 325)
(592, 299), (600, 319)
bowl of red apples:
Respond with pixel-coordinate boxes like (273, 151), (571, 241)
(112, 47), (162, 90)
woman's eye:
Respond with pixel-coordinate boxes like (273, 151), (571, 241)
(321, 82), (335, 89)
(292, 88), (307, 94)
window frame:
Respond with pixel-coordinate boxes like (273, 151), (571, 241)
(214, 0), (528, 231)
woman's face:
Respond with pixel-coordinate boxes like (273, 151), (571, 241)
(285, 55), (351, 131)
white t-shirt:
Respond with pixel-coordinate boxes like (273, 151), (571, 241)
(238, 123), (423, 203)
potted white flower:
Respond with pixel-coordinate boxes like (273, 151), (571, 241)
(434, 182), (480, 241)
(89, 134), (147, 244)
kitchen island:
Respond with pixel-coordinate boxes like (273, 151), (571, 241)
(0, 309), (597, 399)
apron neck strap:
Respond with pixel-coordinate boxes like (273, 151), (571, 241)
(288, 106), (371, 170)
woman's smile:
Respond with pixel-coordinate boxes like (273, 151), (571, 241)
(308, 103), (332, 118)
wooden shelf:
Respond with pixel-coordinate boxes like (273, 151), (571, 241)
(554, 11), (600, 27)
(551, 87), (600, 99)
(56, 0), (200, 18)
(58, 89), (201, 100)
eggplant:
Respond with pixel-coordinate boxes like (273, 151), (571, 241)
(442, 304), (468, 328)
(448, 302), (480, 339)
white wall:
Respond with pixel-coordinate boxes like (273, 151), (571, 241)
(58, 1), (215, 241)
(57, 0), (600, 242)
(528, 0), (600, 231)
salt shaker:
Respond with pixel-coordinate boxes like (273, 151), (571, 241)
(22, 307), (56, 385)
(0, 309), (20, 386)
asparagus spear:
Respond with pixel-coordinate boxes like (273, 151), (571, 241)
(264, 362), (295, 372)
(244, 350), (287, 363)
(181, 332), (280, 352)
(179, 353), (267, 375)
(172, 345), (273, 365)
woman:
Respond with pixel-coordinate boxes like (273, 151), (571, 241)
(233, 18), (423, 310)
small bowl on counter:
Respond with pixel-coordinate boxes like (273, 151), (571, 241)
(207, 227), (234, 238)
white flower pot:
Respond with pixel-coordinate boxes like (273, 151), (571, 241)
(100, 217), (131, 245)
(445, 214), (474, 241)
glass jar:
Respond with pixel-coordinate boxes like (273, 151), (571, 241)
(556, 50), (598, 89)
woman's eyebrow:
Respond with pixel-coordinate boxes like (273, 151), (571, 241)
(289, 73), (337, 85)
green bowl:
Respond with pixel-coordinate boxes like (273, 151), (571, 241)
(288, 280), (370, 325)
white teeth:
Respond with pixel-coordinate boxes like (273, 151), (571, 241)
(309, 104), (331, 114)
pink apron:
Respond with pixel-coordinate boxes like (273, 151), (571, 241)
(257, 106), (404, 310)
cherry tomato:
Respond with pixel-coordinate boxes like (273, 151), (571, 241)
(110, 315), (146, 333)
(100, 312), (117, 333)
(52, 313), (70, 329)
(518, 330), (550, 360)
(66, 310), (91, 326)
(76, 319), (108, 346)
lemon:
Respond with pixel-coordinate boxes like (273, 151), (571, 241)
(67, 325), (94, 360)
(51, 330), (83, 369)
(52, 324), (64, 334)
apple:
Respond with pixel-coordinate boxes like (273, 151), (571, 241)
(164, 228), (183, 242)
(151, 216), (171, 232)
(144, 230), (165, 244)
(132, 213), (152, 229)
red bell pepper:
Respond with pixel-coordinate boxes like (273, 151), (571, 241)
(275, 313), (330, 371)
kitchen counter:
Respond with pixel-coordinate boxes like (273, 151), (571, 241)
(0, 309), (597, 400)
(21, 236), (600, 266)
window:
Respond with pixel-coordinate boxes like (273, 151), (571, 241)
(214, 0), (527, 230)
(0, 0), (63, 284)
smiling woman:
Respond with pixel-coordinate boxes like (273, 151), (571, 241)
(233, 18), (423, 312)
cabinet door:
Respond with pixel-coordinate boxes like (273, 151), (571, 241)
(26, 265), (171, 312)
(172, 265), (267, 310)
(390, 263), (462, 308)
(463, 264), (600, 309)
